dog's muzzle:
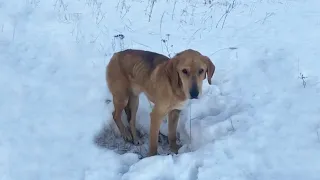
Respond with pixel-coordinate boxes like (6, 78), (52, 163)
(189, 81), (199, 99)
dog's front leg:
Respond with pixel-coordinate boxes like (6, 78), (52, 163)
(168, 109), (182, 154)
(148, 106), (167, 157)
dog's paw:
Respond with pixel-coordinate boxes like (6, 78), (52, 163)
(147, 151), (158, 157)
(122, 128), (133, 142)
(170, 143), (182, 154)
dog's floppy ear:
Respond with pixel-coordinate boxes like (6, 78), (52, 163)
(166, 58), (182, 90)
(202, 56), (215, 85)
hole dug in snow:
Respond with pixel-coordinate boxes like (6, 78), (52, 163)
(93, 122), (176, 159)
(94, 85), (250, 158)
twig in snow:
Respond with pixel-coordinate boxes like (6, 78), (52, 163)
(297, 59), (307, 88)
(80, 168), (89, 180)
(132, 40), (151, 48)
(160, 11), (166, 39)
(54, 0), (68, 12)
(186, 28), (203, 46)
(229, 118), (235, 132)
(189, 102), (193, 149)
(96, 11), (107, 25)
(116, 0), (130, 19)
(210, 46), (238, 56)
(12, 22), (16, 41)
(188, 4), (197, 26)
(111, 39), (116, 52)
(70, 22), (84, 43)
(90, 32), (100, 44)
(172, 1), (177, 20)
(116, 0), (123, 11)
(216, 0), (236, 29)
(161, 34), (172, 57)
(160, 12), (172, 56)
(27, 0), (40, 8)
(148, 0), (156, 22)
(255, 12), (275, 24)
(299, 73), (307, 88)
(119, 1), (131, 19)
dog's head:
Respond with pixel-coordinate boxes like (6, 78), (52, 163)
(166, 49), (215, 99)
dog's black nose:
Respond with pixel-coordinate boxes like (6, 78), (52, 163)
(189, 86), (199, 99)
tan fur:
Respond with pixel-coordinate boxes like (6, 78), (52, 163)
(106, 49), (215, 157)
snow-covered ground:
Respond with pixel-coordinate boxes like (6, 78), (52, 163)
(1, 0), (320, 179)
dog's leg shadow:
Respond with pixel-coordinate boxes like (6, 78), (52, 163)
(93, 123), (134, 154)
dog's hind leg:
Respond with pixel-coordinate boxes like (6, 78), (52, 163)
(112, 96), (133, 142)
(106, 58), (133, 142)
(126, 94), (142, 145)
(124, 102), (131, 122)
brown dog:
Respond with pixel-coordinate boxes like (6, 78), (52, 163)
(106, 49), (215, 157)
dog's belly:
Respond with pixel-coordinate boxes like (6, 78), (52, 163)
(130, 83), (188, 110)
(131, 83), (156, 103)
(131, 83), (142, 95)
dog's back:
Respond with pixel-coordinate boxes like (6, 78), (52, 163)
(121, 49), (169, 71)
(107, 49), (169, 86)
(117, 49), (168, 74)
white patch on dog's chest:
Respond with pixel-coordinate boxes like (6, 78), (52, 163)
(173, 99), (189, 110)
(147, 99), (189, 111)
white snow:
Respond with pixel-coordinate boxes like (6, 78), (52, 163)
(1, 0), (320, 179)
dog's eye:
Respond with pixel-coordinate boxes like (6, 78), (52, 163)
(198, 69), (204, 74)
(182, 69), (189, 75)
